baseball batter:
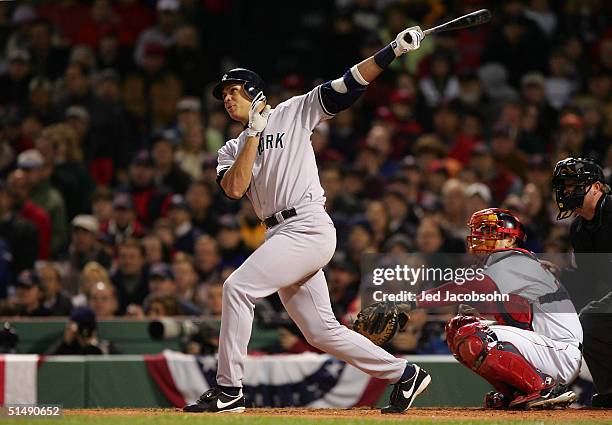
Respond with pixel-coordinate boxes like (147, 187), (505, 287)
(413, 208), (582, 409)
(184, 26), (430, 413)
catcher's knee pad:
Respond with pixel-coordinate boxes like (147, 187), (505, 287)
(450, 322), (553, 397)
(445, 315), (482, 354)
(450, 321), (495, 368)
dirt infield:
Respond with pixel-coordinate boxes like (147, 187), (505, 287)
(65, 407), (612, 421)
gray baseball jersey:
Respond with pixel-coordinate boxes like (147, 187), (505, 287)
(217, 85), (331, 220)
(484, 250), (583, 344)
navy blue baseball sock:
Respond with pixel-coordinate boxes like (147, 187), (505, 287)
(219, 385), (241, 397)
(398, 363), (416, 383)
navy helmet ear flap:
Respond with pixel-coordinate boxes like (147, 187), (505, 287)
(242, 81), (258, 100)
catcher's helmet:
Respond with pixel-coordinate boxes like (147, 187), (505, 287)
(552, 157), (605, 220)
(212, 68), (265, 100)
(466, 208), (526, 254)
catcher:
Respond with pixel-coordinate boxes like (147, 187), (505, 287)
(355, 208), (582, 409)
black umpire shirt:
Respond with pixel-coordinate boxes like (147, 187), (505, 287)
(568, 194), (612, 305)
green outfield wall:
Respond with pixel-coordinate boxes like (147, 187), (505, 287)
(37, 355), (490, 408)
(9, 319), (490, 407)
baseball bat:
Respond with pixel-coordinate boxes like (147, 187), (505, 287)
(404, 9), (491, 43)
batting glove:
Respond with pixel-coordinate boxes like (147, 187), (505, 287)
(392, 26), (424, 56)
(246, 91), (271, 137)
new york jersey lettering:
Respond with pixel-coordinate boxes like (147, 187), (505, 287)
(258, 132), (286, 155)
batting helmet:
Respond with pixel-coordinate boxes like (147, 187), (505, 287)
(212, 68), (265, 100)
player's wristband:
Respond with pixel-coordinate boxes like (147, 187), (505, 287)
(245, 128), (259, 137)
(373, 43), (397, 69)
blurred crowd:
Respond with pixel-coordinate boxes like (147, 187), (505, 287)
(0, 0), (611, 355)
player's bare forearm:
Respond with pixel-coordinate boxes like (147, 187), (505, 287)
(220, 136), (259, 199)
(355, 57), (385, 84)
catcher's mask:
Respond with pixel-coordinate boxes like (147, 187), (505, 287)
(466, 208), (526, 254)
(552, 157), (606, 220)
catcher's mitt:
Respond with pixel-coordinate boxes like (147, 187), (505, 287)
(352, 302), (411, 346)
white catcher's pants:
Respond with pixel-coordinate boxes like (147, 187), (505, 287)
(490, 325), (582, 385)
(216, 205), (406, 387)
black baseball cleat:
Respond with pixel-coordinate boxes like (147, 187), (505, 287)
(183, 387), (245, 413)
(510, 383), (576, 410)
(381, 365), (432, 414)
(525, 385), (576, 410)
(484, 391), (510, 409)
(592, 392), (612, 408)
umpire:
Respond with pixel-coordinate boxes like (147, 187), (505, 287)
(553, 157), (612, 407)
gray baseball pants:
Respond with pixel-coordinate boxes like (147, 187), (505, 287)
(216, 205), (407, 387)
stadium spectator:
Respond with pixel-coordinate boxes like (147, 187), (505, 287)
(327, 254), (360, 325)
(469, 144), (521, 204)
(382, 186), (418, 238)
(59, 63), (126, 177)
(175, 123), (207, 180)
(490, 122), (528, 181)
(0, 181), (38, 277)
(101, 193), (145, 245)
(200, 279), (223, 320)
(65, 214), (112, 293)
(365, 200), (390, 248)
(216, 215), (249, 269)
(48, 306), (121, 354)
(167, 194), (199, 254)
(37, 1), (89, 46)
(37, 123), (95, 218)
(185, 180), (217, 235)
(419, 51), (460, 108)
(12, 270), (51, 317)
(123, 41), (182, 134)
(123, 150), (170, 227)
(86, 280), (118, 319)
(142, 233), (170, 266)
(133, 0), (180, 68)
(7, 169), (52, 259)
(17, 149), (67, 255)
(0, 50), (31, 113)
(193, 235), (221, 283)
(440, 179), (467, 238)
(113, 0), (154, 47)
(73, 0), (119, 49)
(172, 257), (201, 308)
(145, 262), (200, 315)
(151, 132), (192, 194)
(464, 182), (492, 216)
(37, 262), (73, 316)
(74, 261), (111, 308)
(145, 294), (180, 317)
(112, 238), (148, 314)
(167, 24), (208, 96)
